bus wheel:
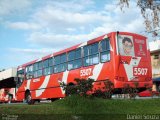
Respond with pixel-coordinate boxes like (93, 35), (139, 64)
(25, 92), (35, 105)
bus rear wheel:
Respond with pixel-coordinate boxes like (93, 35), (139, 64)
(25, 92), (35, 105)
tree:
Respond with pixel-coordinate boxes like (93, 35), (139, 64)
(119, 0), (160, 36)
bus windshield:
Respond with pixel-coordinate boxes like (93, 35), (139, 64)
(117, 34), (147, 57)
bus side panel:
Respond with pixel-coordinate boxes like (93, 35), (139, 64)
(31, 74), (65, 99)
(16, 91), (25, 101)
(16, 79), (29, 101)
(32, 61), (115, 100)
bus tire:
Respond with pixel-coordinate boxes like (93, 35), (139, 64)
(25, 92), (35, 105)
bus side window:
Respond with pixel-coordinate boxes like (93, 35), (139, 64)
(68, 48), (82, 70)
(33, 62), (43, 78)
(100, 38), (110, 62)
(83, 42), (99, 66)
(43, 58), (53, 75)
(54, 53), (67, 73)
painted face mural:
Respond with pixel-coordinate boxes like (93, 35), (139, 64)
(123, 38), (133, 55)
(118, 35), (135, 56)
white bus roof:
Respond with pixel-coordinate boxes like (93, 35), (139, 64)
(0, 68), (17, 81)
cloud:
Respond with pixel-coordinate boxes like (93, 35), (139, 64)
(5, 0), (145, 49)
(0, 0), (31, 16)
(9, 48), (55, 56)
(32, 6), (110, 31)
(104, 1), (117, 12)
(27, 0), (145, 49)
(5, 1), (110, 33)
(7, 22), (41, 30)
(28, 24), (115, 49)
(1, 0), (149, 69)
(1, 47), (54, 69)
(123, 19), (145, 33)
(28, 32), (88, 48)
(46, 0), (95, 12)
(103, 1), (145, 33)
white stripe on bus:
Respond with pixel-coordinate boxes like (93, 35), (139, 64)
(35, 75), (50, 97)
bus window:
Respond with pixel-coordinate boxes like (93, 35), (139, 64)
(43, 58), (53, 75)
(49, 58), (53, 66)
(83, 42), (99, 66)
(17, 69), (24, 87)
(100, 38), (110, 62)
(68, 48), (82, 70)
(33, 62), (43, 78)
(54, 53), (67, 73)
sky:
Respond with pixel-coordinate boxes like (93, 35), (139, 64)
(0, 0), (157, 70)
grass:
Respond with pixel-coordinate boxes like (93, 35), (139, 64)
(0, 95), (160, 120)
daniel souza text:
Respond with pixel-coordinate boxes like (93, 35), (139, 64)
(127, 114), (159, 120)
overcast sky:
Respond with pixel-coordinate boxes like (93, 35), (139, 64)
(0, 0), (155, 69)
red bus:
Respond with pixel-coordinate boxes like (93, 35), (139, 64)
(14, 31), (152, 104)
(0, 88), (16, 103)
